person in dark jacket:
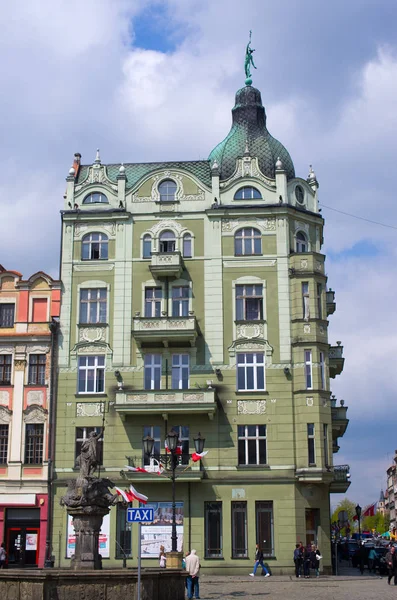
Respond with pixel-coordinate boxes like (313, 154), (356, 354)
(293, 543), (303, 578)
(385, 546), (397, 585)
(358, 542), (366, 575)
(303, 544), (312, 578)
(310, 544), (322, 577)
(249, 544), (270, 577)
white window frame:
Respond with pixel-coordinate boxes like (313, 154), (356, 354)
(234, 228), (262, 256)
(81, 232), (108, 260)
(235, 284), (263, 321)
(78, 355), (105, 394)
(182, 233), (192, 258)
(171, 286), (190, 317)
(302, 282), (310, 321)
(304, 350), (313, 390)
(319, 351), (325, 390)
(307, 423), (316, 466)
(143, 425), (161, 471)
(237, 425), (267, 465)
(316, 283), (322, 319)
(144, 354), (162, 390)
(158, 179), (177, 202)
(79, 288), (107, 324)
(296, 231), (308, 253)
(323, 423), (329, 467)
(171, 354), (190, 389)
(236, 353), (265, 391)
(142, 234), (152, 259)
(144, 287), (162, 318)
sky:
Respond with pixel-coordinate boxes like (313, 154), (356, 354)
(1, 0), (396, 507)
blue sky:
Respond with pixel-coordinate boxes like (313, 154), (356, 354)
(1, 0), (397, 507)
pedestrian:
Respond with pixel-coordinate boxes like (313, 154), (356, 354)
(159, 545), (167, 568)
(303, 543), (312, 578)
(368, 547), (377, 574)
(182, 551), (190, 595)
(293, 543), (302, 578)
(385, 545), (397, 585)
(310, 544), (322, 577)
(0, 543), (6, 569)
(249, 543), (270, 577)
(185, 548), (200, 599)
(358, 541), (366, 575)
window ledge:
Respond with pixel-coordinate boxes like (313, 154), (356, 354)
(0, 384), (13, 388)
(74, 394), (108, 398)
(78, 323), (109, 328)
(236, 465), (270, 470)
(235, 320), (266, 325)
(235, 391), (268, 396)
(231, 556), (250, 560)
(154, 200), (180, 205)
(26, 384), (48, 388)
(204, 556), (224, 561)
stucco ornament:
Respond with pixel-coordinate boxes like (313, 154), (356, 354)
(237, 400), (266, 415)
(0, 391), (10, 406)
(0, 406), (12, 423)
(236, 323), (264, 339)
(27, 390), (44, 406)
(147, 219), (185, 236)
(306, 397), (314, 407)
(79, 328), (106, 343)
(23, 405), (47, 423)
(76, 403), (104, 417)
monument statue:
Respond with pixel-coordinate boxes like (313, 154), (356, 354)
(76, 428), (103, 478)
(244, 30), (257, 85)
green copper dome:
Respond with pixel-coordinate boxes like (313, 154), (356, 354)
(209, 85), (295, 181)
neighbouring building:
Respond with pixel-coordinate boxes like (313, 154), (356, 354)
(385, 452), (397, 531)
(52, 72), (349, 573)
(0, 265), (60, 567)
(378, 489), (385, 516)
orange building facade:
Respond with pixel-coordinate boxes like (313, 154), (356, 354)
(0, 265), (60, 568)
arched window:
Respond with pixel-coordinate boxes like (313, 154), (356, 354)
(235, 228), (262, 256)
(82, 233), (108, 260)
(234, 186), (262, 200)
(83, 192), (109, 204)
(159, 230), (176, 253)
(159, 179), (177, 202)
(296, 231), (308, 253)
(295, 185), (304, 204)
(183, 234), (192, 258)
(143, 235), (152, 259)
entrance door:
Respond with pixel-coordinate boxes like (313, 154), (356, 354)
(6, 527), (39, 567)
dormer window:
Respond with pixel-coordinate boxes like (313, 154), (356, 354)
(234, 186), (262, 200)
(159, 231), (176, 253)
(83, 192), (109, 204)
(159, 180), (177, 202)
(296, 231), (308, 253)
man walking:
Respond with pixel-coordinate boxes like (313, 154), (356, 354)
(185, 548), (200, 599)
(249, 543), (270, 577)
(385, 545), (397, 585)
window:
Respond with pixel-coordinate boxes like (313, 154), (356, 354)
(302, 282), (309, 320)
(32, 298), (48, 322)
(83, 192), (109, 204)
(144, 354), (162, 390)
(159, 230), (176, 253)
(143, 426), (161, 468)
(25, 424), (44, 464)
(183, 234), (192, 258)
(305, 508), (319, 546)
(0, 304), (15, 328)
(144, 287), (162, 318)
(28, 354), (46, 385)
(159, 179), (177, 202)
(236, 284), (263, 321)
(116, 504), (132, 559)
(319, 352), (325, 390)
(75, 427), (103, 465)
(142, 235), (152, 259)
(172, 286), (189, 317)
(238, 425), (267, 465)
(256, 501), (274, 557)
(234, 186), (262, 200)
(0, 424), (8, 463)
(307, 423), (315, 465)
(81, 233), (108, 260)
(171, 354), (189, 389)
(205, 502), (222, 558)
(80, 289), (107, 324)
(295, 185), (304, 204)
(237, 353), (265, 391)
(316, 283), (322, 319)
(0, 355), (12, 385)
(323, 424), (329, 467)
(170, 425), (189, 466)
(304, 350), (312, 389)
(232, 502), (248, 558)
(296, 231), (308, 253)
(235, 228), (261, 256)
(78, 356), (105, 394)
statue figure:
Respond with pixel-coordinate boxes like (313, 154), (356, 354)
(76, 429), (103, 478)
(244, 30), (257, 83)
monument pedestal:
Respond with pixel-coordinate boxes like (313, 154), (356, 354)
(166, 551), (183, 569)
(69, 509), (108, 570)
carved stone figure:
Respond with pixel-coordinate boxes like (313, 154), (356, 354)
(75, 429), (102, 478)
(244, 31), (257, 82)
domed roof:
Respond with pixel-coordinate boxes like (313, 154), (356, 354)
(209, 85), (295, 181)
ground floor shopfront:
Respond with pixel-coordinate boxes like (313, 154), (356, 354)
(0, 492), (48, 568)
(52, 477), (332, 574)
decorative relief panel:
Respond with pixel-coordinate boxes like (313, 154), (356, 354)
(77, 344), (108, 354)
(315, 261), (323, 272)
(0, 391), (9, 406)
(74, 222), (116, 238)
(148, 219), (184, 236)
(79, 328), (107, 343)
(183, 393), (204, 402)
(159, 203), (176, 212)
(303, 324), (311, 334)
(14, 359), (26, 371)
(127, 394), (148, 403)
(220, 157), (276, 189)
(23, 406), (47, 423)
(237, 400), (266, 415)
(28, 346), (49, 354)
(256, 218), (276, 231)
(27, 390), (44, 406)
(0, 347), (14, 355)
(221, 218), (276, 233)
(75, 165), (117, 192)
(155, 394), (176, 402)
(294, 220), (310, 233)
(0, 406), (12, 423)
(76, 402), (104, 417)
(306, 397), (314, 407)
(236, 323), (264, 339)
(300, 259), (308, 269)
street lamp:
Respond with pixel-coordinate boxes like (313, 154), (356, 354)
(355, 504), (362, 540)
(143, 430), (206, 554)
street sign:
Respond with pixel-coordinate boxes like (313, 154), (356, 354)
(127, 508), (154, 523)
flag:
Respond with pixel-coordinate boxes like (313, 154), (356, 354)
(152, 458), (165, 475)
(129, 484), (148, 504)
(165, 440), (183, 455)
(114, 487), (130, 503)
(124, 465), (149, 473)
(363, 502), (377, 517)
(191, 450), (208, 462)
(353, 515), (358, 521)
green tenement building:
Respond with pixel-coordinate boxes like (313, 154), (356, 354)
(53, 77), (349, 573)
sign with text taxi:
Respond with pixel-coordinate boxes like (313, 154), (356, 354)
(127, 507), (154, 523)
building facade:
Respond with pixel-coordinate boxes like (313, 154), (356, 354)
(52, 80), (349, 573)
(0, 265), (60, 568)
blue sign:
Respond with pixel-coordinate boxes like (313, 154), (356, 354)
(127, 507), (154, 523)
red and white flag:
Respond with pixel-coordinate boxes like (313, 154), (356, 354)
(363, 502), (377, 517)
(191, 450), (208, 463)
(114, 487), (130, 503)
(165, 440), (183, 455)
(124, 465), (149, 474)
(129, 484), (148, 505)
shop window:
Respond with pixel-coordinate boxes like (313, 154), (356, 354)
(256, 501), (274, 557)
(231, 501), (248, 558)
(205, 502), (222, 558)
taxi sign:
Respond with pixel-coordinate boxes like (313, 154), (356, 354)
(127, 507), (154, 523)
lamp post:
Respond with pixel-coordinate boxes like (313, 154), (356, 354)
(355, 504), (362, 540)
(143, 430), (205, 554)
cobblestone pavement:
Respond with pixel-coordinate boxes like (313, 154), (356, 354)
(198, 567), (395, 599)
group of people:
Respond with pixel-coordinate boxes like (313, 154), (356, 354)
(159, 546), (200, 599)
(293, 542), (322, 578)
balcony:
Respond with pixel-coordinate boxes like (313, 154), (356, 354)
(326, 289), (336, 315)
(114, 389), (217, 419)
(132, 316), (198, 347)
(330, 464), (351, 493)
(329, 342), (344, 377)
(123, 455), (203, 482)
(149, 252), (183, 278)
(332, 403), (349, 439)
(289, 252), (325, 276)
